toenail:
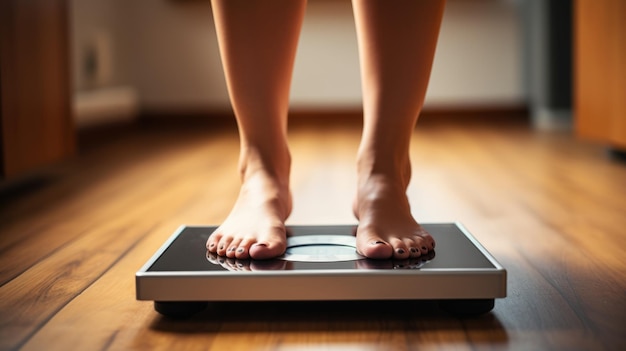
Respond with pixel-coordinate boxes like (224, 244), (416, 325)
(237, 248), (244, 253)
(219, 245), (224, 250)
(422, 246), (427, 251)
(396, 248), (405, 254)
(371, 241), (385, 245)
(410, 247), (418, 253)
(209, 243), (215, 248)
(229, 247), (235, 252)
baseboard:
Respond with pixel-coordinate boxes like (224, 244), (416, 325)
(138, 104), (530, 127)
(421, 104), (529, 121)
(77, 104), (530, 152)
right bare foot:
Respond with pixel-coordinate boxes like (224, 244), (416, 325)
(206, 149), (292, 260)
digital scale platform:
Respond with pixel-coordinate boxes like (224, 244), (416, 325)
(136, 223), (506, 318)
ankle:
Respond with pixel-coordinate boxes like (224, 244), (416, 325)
(239, 145), (291, 183)
(356, 151), (411, 188)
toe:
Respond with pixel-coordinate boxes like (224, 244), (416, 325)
(217, 237), (232, 256)
(235, 247), (249, 259)
(207, 232), (222, 252)
(248, 226), (287, 260)
(359, 240), (393, 259)
(412, 236), (429, 255)
(356, 228), (394, 259)
(249, 241), (286, 260)
(226, 238), (242, 258)
(391, 239), (410, 259)
(416, 228), (435, 250)
(424, 236), (435, 250)
(206, 240), (217, 252)
(235, 237), (255, 259)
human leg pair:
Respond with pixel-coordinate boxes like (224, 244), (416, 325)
(206, 0), (446, 260)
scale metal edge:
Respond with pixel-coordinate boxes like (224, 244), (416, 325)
(136, 222), (507, 301)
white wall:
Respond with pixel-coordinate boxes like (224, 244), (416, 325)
(72, 0), (525, 113)
(117, 0), (228, 110)
(291, 0), (361, 109)
(293, 0), (525, 109)
(428, 0), (524, 108)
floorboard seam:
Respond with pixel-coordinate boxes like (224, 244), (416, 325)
(13, 222), (160, 350)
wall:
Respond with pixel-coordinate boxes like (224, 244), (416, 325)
(71, 0), (138, 126)
(427, 0), (524, 108)
(71, 0), (127, 90)
(72, 0), (526, 114)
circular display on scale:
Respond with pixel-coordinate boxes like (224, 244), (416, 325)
(280, 235), (363, 262)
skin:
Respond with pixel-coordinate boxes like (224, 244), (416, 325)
(207, 0), (446, 260)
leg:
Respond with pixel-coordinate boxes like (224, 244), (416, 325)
(352, 0), (445, 259)
(207, 0), (307, 259)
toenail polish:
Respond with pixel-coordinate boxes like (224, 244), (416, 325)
(371, 241), (385, 245)
(219, 245), (224, 250)
(237, 248), (244, 253)
(209, 243), (215, 248)
(397, 248), (405, 254)
(410, 247), (418, 253)
(422, 246), (428, 251)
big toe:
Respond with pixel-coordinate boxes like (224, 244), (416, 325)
(249, 241), (286, 260)
(356, 233), (394, 259)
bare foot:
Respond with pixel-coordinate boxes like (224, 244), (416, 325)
(354, 166), (435, 260)
(206, 151), (291, 260)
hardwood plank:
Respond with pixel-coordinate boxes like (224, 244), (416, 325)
(15, 189), (238, 351)
(0, 128), (237, 285)
(1, 119), (624, 350)
(0, 128), (239, 349)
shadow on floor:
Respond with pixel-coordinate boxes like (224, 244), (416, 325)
(147, 300), (508, 345)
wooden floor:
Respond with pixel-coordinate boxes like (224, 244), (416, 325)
(1, 117), (625, 350)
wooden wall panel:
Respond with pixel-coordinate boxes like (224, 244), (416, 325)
(575, 0), (626, 150)
(0, 0), (75, 178)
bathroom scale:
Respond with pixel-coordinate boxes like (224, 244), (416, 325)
(136, 223), (506, 317)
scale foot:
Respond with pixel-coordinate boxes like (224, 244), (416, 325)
(154, 301), (208, 319)
(439, 299), (495, 316)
